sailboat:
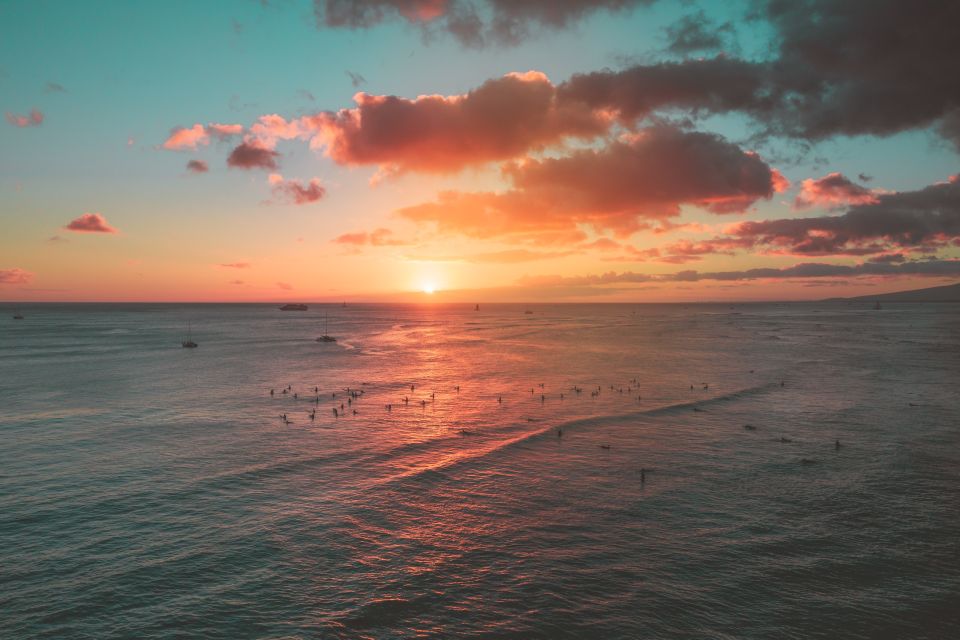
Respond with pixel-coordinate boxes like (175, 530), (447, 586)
(182, 321), (198, 348)
(12, 308), (24, 320)
(317, 313), (337, 343)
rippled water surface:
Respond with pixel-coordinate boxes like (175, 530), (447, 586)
(2, 302), (959, 639)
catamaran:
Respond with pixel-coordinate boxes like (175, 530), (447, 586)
(182, 322), (198, 348)
(317, 313), (337, 343)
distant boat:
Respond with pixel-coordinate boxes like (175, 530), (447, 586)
(181, 321), (198, 348)
(12, 309), (24, 320)
(317, 313), (337, 343)
(524, 309), (533, 315)
(280, 303), (308, 311)
(874, 301), (882, 310)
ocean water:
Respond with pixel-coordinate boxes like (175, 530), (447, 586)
(1, 302), (959, 639)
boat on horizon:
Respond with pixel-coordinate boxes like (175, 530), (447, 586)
(317, 313), (337, 343)
(13, 309), (24, 320)
(182, 321), (198, 348)
(280, 303), (308, 311)
(874, 301), (882, 310)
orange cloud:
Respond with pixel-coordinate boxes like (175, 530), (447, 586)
(217, 262), (251, 269)
(64, 213), (118, 234)
(399, 126), (783, 240)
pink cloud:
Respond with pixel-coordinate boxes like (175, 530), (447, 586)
(5, 109), (43, 128)
(218, 262), (251, 269)
(186, 159), (209, 173)
(794, 172), (879, 209)
(64, 213), (118, 234)
(333, 228), (406, 246)
(163, 124), (207, 150)
(0, 267), (33, 284)
(162, 122), (244, 150)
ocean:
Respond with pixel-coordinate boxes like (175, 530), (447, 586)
(2, 302), (959, 639)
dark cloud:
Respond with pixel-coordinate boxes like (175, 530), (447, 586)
(186, 159), (209, 173)
(345, 70), (366, 87)
(558, 56), (772, 123)
(269, 175), (326, 204)
(315, 0), (651, 47)
(44, 82), (66, 93)
(728, 175), (960, 256)
(556, 1), (960, 148)
(227, 141), (280, 170)
(520, 258), (960, 287)
(665, 10), (735, 54)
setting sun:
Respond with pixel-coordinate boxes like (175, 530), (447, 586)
(422, 284), (436, 294)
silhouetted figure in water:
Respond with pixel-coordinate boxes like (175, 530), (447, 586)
(780, 380), (785, 387)
(282, 389), (288, 395)
(498, 396), (502, 404)
(560, 393), (564, 400)
(294, 393), (298, 399)
(421, 400), (427, 408)
(541, 394), (545, 403)
(353, 409), (358, 415)
(411, 384), (415, 392)
(638, 395), (642, 402)
(835, 439), (841, 450)
(690, 384), (694, 391)
(780, 437), (792, 443)
(387, 404), (392, 411)
(431, 392), (435, 400)
(270, 389), (274, 396)
(333, 408), (338, 417)
(640, 468), (646, 483)
(455, 386), (460, 393)
(403, 396), (409, 404)
(557, 428), (563, 438)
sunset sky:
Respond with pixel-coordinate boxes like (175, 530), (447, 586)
(2, 0), (959, 302)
